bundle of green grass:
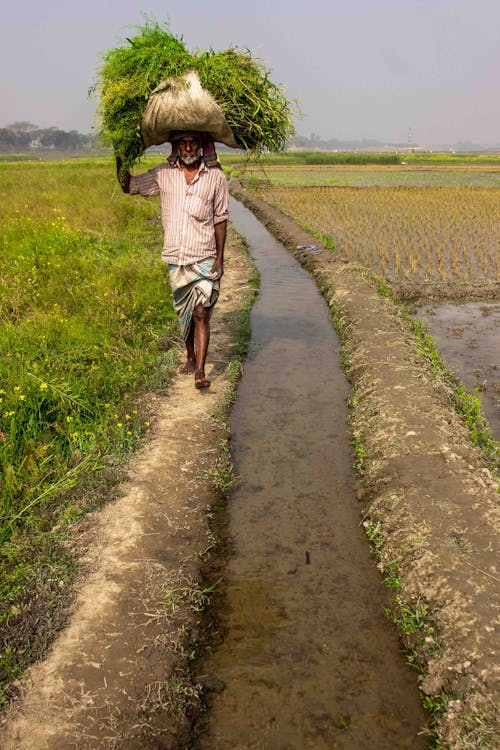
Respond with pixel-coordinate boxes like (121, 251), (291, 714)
(95, 20), (296, 171)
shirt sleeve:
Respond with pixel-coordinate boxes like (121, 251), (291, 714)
(129, 167), (161, 197)
(213, 173), (229, 225)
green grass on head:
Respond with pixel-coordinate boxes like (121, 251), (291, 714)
(94, 18), (295, 170)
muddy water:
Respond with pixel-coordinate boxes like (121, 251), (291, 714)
(417, 302), (500, 440)
(195, 199), (428, 749)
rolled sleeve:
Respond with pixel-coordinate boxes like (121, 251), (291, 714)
(213, 174), (229, 225)
(129, 168), (161, 197)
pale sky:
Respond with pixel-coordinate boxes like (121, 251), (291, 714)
(1, 0), (499, 145)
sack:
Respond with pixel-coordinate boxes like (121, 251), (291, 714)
(141, 70), (239, 149)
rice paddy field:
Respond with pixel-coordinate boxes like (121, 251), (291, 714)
(237, 156), (500, 438)
(237, 161), (500, 284)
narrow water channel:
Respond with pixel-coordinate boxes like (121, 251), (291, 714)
(195, 199), (429, 749)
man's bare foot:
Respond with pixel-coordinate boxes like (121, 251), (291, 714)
(180, 358), (196, 374)
(194, 369), (211, 389)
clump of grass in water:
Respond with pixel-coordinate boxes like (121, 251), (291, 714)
(93, 17), (296, 171)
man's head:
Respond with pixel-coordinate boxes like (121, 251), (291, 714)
(171, 131), (202, 166)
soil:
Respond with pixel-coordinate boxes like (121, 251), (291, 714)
(0, 186), (498, 750)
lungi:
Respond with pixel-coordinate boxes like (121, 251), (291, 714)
(168, 258), (220, 340)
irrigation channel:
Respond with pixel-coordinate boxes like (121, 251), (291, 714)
(194, 199), (429, 749)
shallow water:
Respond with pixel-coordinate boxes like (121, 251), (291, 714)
(194, 199), (428, 749)
(417, 302), (500, 440)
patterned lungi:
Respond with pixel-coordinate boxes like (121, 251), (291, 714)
(168, 258), (220, 340)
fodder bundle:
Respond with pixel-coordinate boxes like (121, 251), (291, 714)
(94, 20), (296, 170)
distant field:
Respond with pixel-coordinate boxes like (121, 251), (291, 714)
(221, 150), (500, 167)
(233, 163), (500, 188)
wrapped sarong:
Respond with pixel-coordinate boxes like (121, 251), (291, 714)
(168, 258), (220, 340)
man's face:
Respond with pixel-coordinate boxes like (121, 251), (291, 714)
(177, 136), (202, 166)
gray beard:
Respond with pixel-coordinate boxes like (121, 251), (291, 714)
(179, 153), (200, 166)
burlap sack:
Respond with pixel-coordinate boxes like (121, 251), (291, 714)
(141, 70), (239, 148)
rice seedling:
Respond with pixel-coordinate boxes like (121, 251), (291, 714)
(252, 185), (500, 283)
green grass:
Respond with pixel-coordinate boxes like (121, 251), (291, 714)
(0, 157), (180, 706)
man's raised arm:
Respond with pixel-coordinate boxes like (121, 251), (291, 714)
(115, 156), (131, 194)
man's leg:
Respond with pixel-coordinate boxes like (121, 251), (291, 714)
(180, 320), (196, 374)
(192, 303), (211, 387)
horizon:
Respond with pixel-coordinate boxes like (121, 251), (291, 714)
(1, 121), (499, 152)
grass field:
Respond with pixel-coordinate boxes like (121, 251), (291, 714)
(0, 157), (178, 703)
(233, 164), (500, 188)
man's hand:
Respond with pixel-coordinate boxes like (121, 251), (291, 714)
(116, 156), (131, 193)
(212, 220), (226, 280)
(209, 257), (224, 280)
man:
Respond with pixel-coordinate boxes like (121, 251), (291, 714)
(116, 131), (228, 389)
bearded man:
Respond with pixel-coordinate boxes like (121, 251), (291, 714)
(116, 131), (228, 388)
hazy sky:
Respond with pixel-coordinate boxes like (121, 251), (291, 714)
(1, 0), (499, 145)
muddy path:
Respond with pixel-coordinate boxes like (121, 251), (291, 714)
(193, 199), (428, 748)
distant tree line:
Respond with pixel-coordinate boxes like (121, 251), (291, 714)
(0, 122), (97, 152)
(289, 132), (405, 151)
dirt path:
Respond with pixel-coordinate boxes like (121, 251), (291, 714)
(230, 181), (499, 750)
(0, 232), (255, 749)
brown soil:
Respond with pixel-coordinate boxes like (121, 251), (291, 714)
(229, 181), (500, 750)
(0, 230), (255, 749)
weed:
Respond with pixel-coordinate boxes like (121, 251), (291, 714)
(386, 595), (429, 636)
(335, 713), (351, 732)
(207, 461), (235, 494)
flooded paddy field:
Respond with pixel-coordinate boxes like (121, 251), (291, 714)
(415, 301), (500, 440)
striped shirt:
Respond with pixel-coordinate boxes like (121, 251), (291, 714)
(129, 161), (229, 265)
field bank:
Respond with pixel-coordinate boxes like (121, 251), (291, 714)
(231, 180), (499, 750)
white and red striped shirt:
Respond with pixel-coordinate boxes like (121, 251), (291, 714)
(129, 161), (229, 265)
